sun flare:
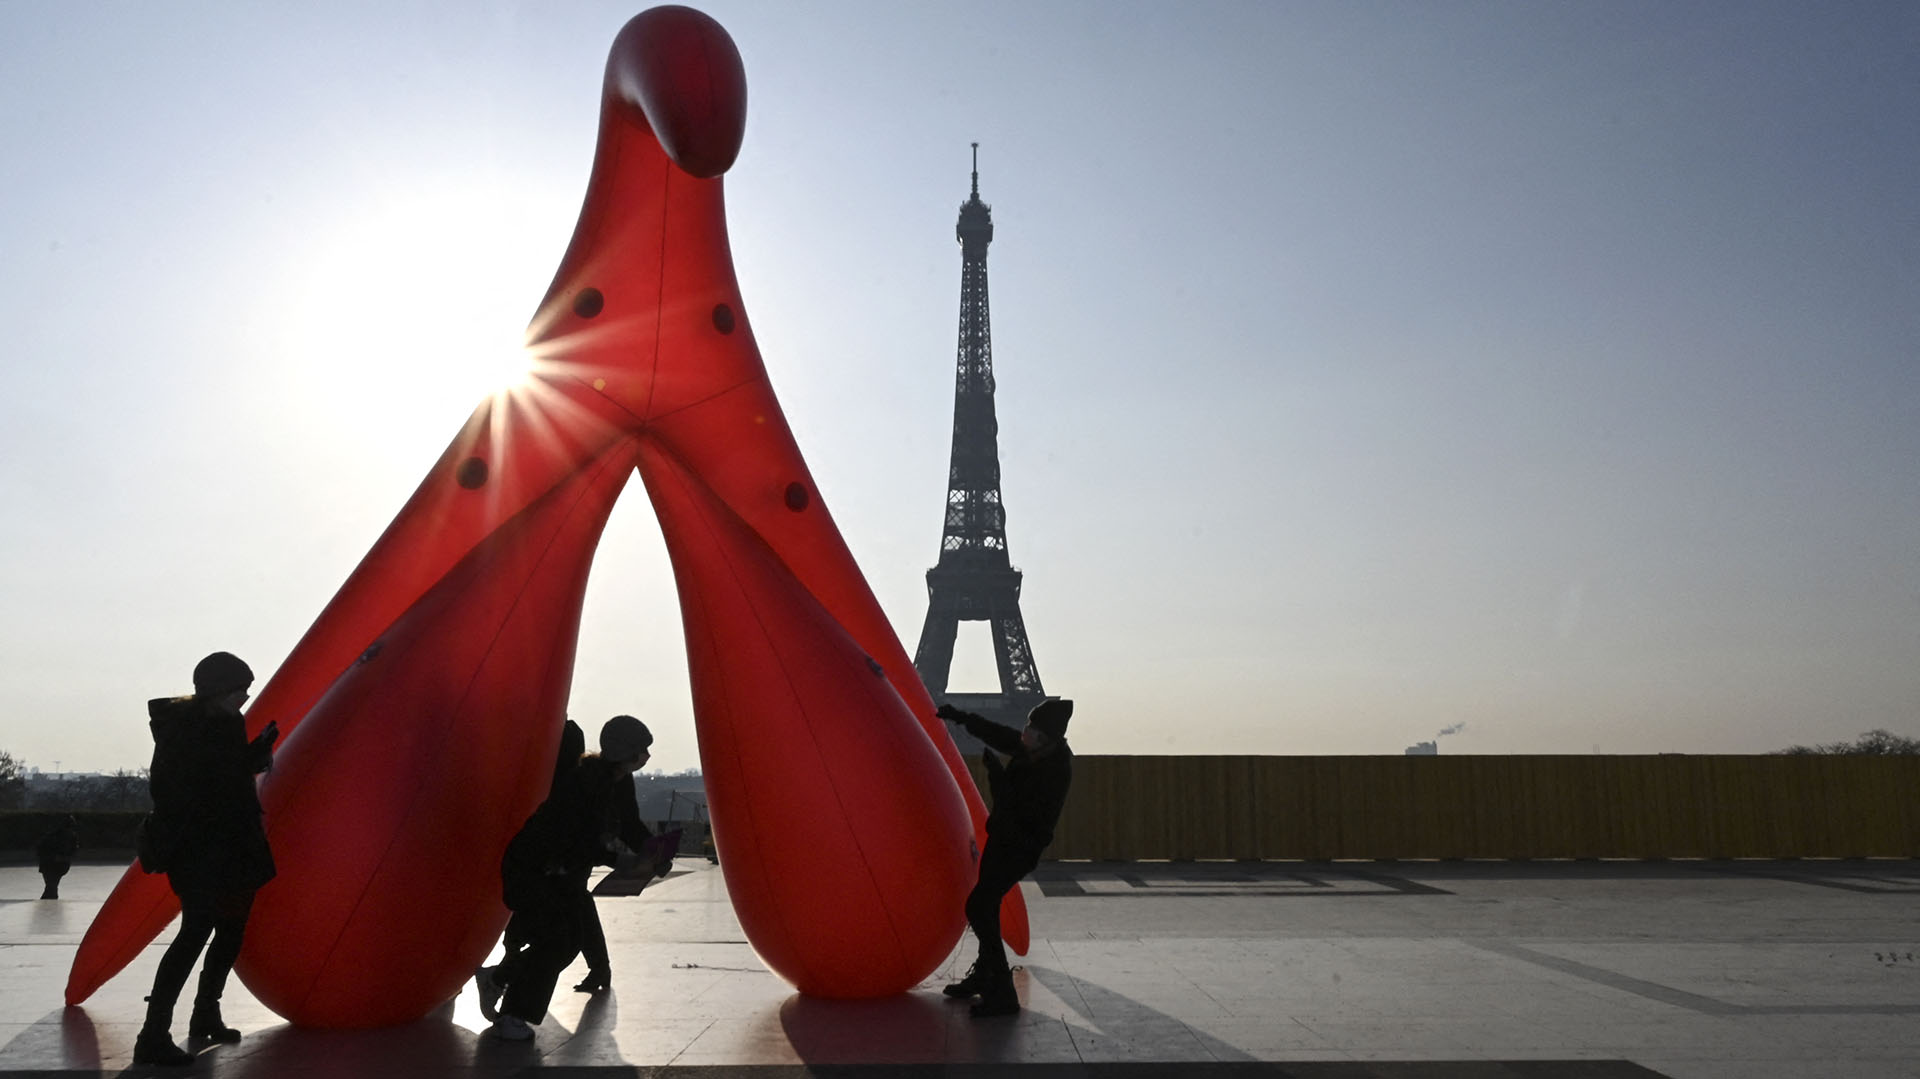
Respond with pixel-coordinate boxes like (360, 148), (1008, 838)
(280, 184), (560, 439)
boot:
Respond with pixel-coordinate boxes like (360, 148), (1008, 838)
(135, 992), (192, 1062)
(188, 963), (242, 1043)
(970, 981), (1020, 1018)
(967, 953), (1020, 1018)
(573, 968), (611, 994)
(188, 1001), (241, 1044)
(943, 961), (992, 999)
(132, 1026), (193, 1067)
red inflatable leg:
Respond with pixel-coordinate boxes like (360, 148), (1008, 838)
(639, 441), (973, 994)
(235, 435), (642, 1026)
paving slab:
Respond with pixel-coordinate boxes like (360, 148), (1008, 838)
(3, 858), (1918, 1077)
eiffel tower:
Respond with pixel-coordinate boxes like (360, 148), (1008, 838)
(914, 145), (1051, 751)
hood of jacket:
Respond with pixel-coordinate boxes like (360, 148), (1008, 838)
(148, 695), (207, 743)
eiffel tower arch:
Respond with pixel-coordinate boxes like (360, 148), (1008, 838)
(913, 146), (1055, 751)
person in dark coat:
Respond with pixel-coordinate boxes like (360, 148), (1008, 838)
(36, 815), (80, 899)
(553, 719), (617, 996)
(134, 651), (278, 1067)
(937, 697), (1074, 1017)
(474, 715), (670, 1041)
(491, 719), (618, 995)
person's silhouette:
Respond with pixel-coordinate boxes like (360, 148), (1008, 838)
(937, 698), (1074, 1017)
(475, 716), (670, 1041)
(134, 652), (278, 1066)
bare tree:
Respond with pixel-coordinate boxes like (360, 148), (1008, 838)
(1774, 729), (1920, 755)
(0, 750), (24, 809)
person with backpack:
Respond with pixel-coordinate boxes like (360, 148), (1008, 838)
(134, 652), (278, 1066)
(488, 719), (621, 996)
(474, 715), (671, 1040)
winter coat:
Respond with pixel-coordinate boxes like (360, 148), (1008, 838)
(146, 696), (276, 896)
(501, 755), (652, 910)
(36, 823), (79, 869)
(951, 710), (1074, 853)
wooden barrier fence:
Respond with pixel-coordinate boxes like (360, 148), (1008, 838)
(967, 755), (1920, 860)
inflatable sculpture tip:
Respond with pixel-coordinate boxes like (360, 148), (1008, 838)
(607, 6), (747, 178)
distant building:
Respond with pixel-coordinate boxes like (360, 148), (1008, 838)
(1405, 741), (1437, 756)
(22, 771), (151, 811)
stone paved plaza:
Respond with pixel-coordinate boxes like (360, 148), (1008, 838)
(4, 857), (1920, 1076)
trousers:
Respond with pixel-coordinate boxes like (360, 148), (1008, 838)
(497, 874), (587, 1022)
(502, 889), (607, 977)
(964, 838), (1041, 974)
(144, 888), (256, 1031)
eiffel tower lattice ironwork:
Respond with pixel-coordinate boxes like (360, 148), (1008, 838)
(913, 145), (1049, 739)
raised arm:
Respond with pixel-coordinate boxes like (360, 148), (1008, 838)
(937, 704), (1023, 757)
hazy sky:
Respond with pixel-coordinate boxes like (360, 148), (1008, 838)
(3, 2), (1916, 774)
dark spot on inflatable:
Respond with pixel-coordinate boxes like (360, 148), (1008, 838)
(713, 303), (735, 334)
(457, 457), (489, 489)
(358, 642), (384, 664)
(574, 288), (605, 319)
(864, 656), (884, 677)
(784, 482), (808, 511)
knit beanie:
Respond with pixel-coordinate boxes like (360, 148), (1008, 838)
(600, 714), (653, 763)
(1027, 698), (1073, 739)
(192, 651), (254, 698)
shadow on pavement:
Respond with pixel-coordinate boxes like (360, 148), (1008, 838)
(778, 990), (952, 1064)
(0, 1006), (104, 1072)
(212, 1000), (517, 1078)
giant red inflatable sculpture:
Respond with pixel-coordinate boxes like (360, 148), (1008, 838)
(66, 5), (1029, 1027)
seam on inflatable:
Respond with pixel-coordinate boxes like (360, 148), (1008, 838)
(641, 155), (672, 423)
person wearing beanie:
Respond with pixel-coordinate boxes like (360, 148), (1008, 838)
(134, 653), (278, 1066)
(936, 697), (1075, 1018)
(490, 718), (622, 997)
(476, 715), (676, 1041)
(486, 719), (589, 1002)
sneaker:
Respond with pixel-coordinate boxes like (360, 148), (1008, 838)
(132, 1028), (194, 1066)
(474, 966), (503, 1022)
(943, 962), (991, 998)
(573, 968), (611, 994)
(486, 1014), (534, 1041)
